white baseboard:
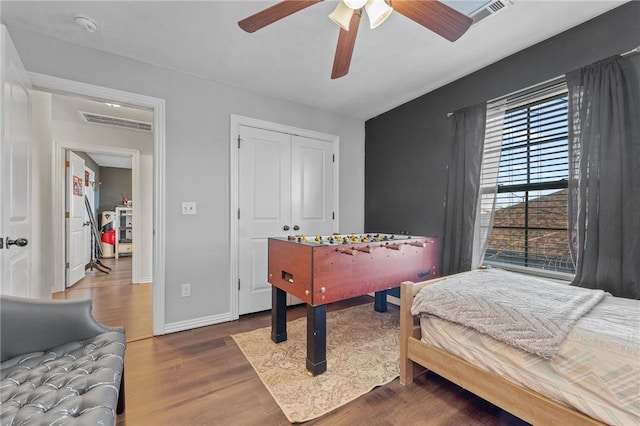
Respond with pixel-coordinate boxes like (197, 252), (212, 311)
(163, 312), (233, 334)
(366, 292), (401, 307)
(387, 295), (400, 307)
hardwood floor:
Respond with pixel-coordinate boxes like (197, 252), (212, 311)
(117, 301), (527, 425)
(52, 257), (153, 342)
(53, 261), (527, 425)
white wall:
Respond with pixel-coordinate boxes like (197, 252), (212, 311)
(10, 27), (365, 327)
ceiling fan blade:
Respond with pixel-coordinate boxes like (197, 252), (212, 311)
(238, 0), (322, 33)
(391, 0), (473, 42)
(331, 9), (362, 79)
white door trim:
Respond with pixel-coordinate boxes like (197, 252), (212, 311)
(54, 143), (140, 288)
(28, 72), (167, 336)
(229, 114), (340, 320)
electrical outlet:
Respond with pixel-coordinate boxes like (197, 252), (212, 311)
(181, 283), (191, 297)
(181, 201), (197, 215)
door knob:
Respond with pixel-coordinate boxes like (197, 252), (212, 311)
(293, 225), (300, 231)
(6, 237), (28, 248)
(283, 225), (290, 231)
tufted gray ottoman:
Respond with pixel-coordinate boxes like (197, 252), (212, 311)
(0, 296), (126, 425)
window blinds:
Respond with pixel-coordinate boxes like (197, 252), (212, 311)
(480, 77), (574, 273)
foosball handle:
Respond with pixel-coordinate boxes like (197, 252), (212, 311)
(337, 248), (357, 256)
(408, 241), (426, 248)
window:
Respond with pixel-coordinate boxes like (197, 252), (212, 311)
(483, 81), (574, 274)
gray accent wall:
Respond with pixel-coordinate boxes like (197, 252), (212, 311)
(365, 2), (640, 264)
(98, 167), (132, 212)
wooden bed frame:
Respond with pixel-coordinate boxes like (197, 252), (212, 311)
(399, 277), (605, 426)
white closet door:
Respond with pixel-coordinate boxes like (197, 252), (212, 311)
(290, 135), (335, 238)
(238, 126), (291, 315)
(238, 126), (337, 314)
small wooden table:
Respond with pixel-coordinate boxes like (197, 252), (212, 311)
(268, 234), (439, 375)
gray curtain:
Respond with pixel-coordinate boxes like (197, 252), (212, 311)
(442, 103), (488, 275)
(567, 55), (640, 299)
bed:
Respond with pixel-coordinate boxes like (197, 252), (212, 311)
(399, 268), (640, 426)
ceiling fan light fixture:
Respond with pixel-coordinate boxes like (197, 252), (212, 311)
(329, 0), (354, 31)
(343, 0), (368, 10)
(365, 0), (393, 29)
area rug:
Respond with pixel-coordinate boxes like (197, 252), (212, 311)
(231, 303), (400, 423)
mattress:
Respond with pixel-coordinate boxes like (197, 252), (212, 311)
(419, 294), (640, 425)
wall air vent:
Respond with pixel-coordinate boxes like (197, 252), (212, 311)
(470, 0), (512, 24)
(80, 111), (152, 132)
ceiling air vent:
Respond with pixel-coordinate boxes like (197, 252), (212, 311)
(80, 111), (152, 132)
(470, 0), (512, 24)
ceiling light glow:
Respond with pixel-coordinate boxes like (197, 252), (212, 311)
(343, 0), (368, 9)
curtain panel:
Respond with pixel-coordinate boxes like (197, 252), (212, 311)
(567, 55), (640, 299)
(442, 103), (487, 275)
(472, 99), (506, 270)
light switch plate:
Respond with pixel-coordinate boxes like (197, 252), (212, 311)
(181, 201), (196, 215)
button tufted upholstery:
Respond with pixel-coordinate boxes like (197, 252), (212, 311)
(0, 296), (126, 425)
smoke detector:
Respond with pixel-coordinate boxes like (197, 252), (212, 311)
(73, 14), (98, 32)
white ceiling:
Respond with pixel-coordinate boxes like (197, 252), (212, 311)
(52, 93), (149, 168)
(0, 1), (628, 120)
(87, 152), (133, 169)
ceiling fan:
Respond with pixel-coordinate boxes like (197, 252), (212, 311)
(238, 0), (473, 79)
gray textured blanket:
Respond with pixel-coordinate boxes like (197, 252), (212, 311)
(411, 268), (605, 359)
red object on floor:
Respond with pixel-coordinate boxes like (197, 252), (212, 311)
(101, 229), (115, 245)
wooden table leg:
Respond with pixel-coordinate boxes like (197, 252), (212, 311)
(374, 290), (388, 312)
(271, 286), (287, 343)
(306, 304), (327, 375)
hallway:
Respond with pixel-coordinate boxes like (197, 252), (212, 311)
(52, 257), (153, 342)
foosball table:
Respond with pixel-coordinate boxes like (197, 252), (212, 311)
(267, 233), (439, 375)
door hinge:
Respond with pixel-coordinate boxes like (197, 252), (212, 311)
(333, 211), (335, 220)
(65, 160), (70, 167)
(238, 279), (241, 290)
(332, 154), (335, 163)
(65, 211), (70, 219)
(238, 209), (240, 220)
(238, 135), (241, 149)
(0, 237), (3, 250)
(65, 262), (69, 269)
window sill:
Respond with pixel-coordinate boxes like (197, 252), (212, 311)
(483, 261), (575, 284)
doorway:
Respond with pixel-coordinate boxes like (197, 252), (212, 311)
(29, 71), (167, 335)
(62, 147), (140, 289)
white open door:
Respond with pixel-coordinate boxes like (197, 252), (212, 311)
(65, 151), (86, 287)
(1, 26), (32, 296)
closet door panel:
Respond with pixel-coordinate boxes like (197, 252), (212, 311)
(291, 136), (334, 237)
